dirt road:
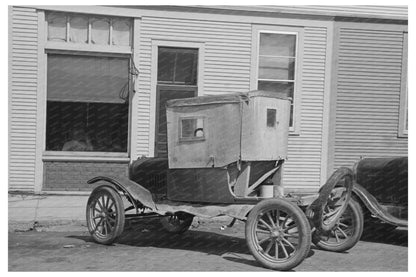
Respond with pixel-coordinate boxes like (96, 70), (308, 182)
(8, 218), (407, 271)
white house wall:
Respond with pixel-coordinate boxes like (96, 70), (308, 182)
(287, 26), (327, 192)
(333, 25), (408, 168)
(9, 6), (39, 191)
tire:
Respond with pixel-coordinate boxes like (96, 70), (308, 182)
(312, 198), (363, 252)
(160, 212), (194, 234)
(245, 198), (311, 271)
(310, 167), (353, 232)
(86, 186), (125, 245)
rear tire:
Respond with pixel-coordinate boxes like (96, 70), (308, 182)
(160, 212), (194, 234)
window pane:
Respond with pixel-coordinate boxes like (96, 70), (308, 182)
(47, 13), (67, 42)
(260, 33), (296, 57)
(91, 18), (110, 45)
(112, 19), (131, 46)
(258, 81), (294, 127)
(157, 48), (198, 85)
(258, 81), (294, 99)
(267, 109), (277, 127)
(158, 49), (176, 83)
(69, 16), (88, 43)
(181, 118), (204, 139)
(175, 52), (197, 85)
(259, 57), (295, 80)
(46, 102), (128, 152)
(47, 55), (129, 103)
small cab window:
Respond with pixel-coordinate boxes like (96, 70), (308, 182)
(180, 118), (204, 141)
(267, 109), (277, 127)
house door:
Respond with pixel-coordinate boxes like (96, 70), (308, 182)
(155, 47), (198, 157)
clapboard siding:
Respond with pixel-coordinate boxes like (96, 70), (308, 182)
(283, 27), (327, 193)
(9, 6), (38, 191)
(134, 18), (327, 193)
(333, 28), (407, 169)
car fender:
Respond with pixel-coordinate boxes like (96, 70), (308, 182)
(87, 175), (157, 211)
(352, 182), (407, 227)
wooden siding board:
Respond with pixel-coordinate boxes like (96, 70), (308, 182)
(333, 27), (407, 169)
(9, 6), (38, 191)
(283, 26), (327, 192)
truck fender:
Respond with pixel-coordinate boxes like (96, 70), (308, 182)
(352, 182), (407, 227)
(87, 175), (157, 211)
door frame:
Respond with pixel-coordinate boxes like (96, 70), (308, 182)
(149, 40), (205, 157)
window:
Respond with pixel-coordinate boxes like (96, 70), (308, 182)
(46, 12), (131, 46)
(155, 47), (199, 157)
(256, 32), (298, 128)
(398, 32), (408, 137)
(46, 54), (130, 152)
(267, 109), (277, 127)
(180, 118), (205, 141)
(157, 47), (198, 85)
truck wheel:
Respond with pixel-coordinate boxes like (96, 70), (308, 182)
(312, 198), (363, 252)
(160, 212), (194, 234)
(245, 199), (311, 271)
(310, 167), (353, 232)
(86, 186), (125, 245)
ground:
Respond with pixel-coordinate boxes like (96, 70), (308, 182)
(8, 218), (407, 271)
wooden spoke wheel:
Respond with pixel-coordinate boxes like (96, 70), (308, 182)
(86, 186), (125, 245)
(245, 199), (311, 271)
(160, 212), (194, 234)
(310, 167), (353, 232)
(312, 198), (363, 252)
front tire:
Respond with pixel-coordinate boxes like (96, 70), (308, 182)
(312, 198), (363, 252)
(245, 199), (311, 271)
(86, 186), (125, 245)
(311, 167), (353, 232)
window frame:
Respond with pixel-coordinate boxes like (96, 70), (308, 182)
(251, 25), (304, 134)
(43, 51), (133, 157)
(45, 12), (132, 54)
(398, 32), (408, 138)
(150, 40), (205, 156)
(178, 116), (206, 142)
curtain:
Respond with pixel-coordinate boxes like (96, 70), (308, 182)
(69, 16), (88, 43)
(112, 19), (131, 46)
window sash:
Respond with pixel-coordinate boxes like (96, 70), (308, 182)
(46, 12), (131, 47)
(257, 31), (298, 128)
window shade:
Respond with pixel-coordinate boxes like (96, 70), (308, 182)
(91, 18), (110, 45)
(69, 16), (88, 43)
(47, 55), (129, 103)
(47, 13), (67, 42)
(112, 19), (131, 46)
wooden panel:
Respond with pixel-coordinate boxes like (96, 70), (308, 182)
(9, 6), (38, 191)
(283, 27), (328, 193)
(333, 27), (408, 169)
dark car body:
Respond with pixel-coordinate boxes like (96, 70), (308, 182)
(352, 157), (408, 227)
